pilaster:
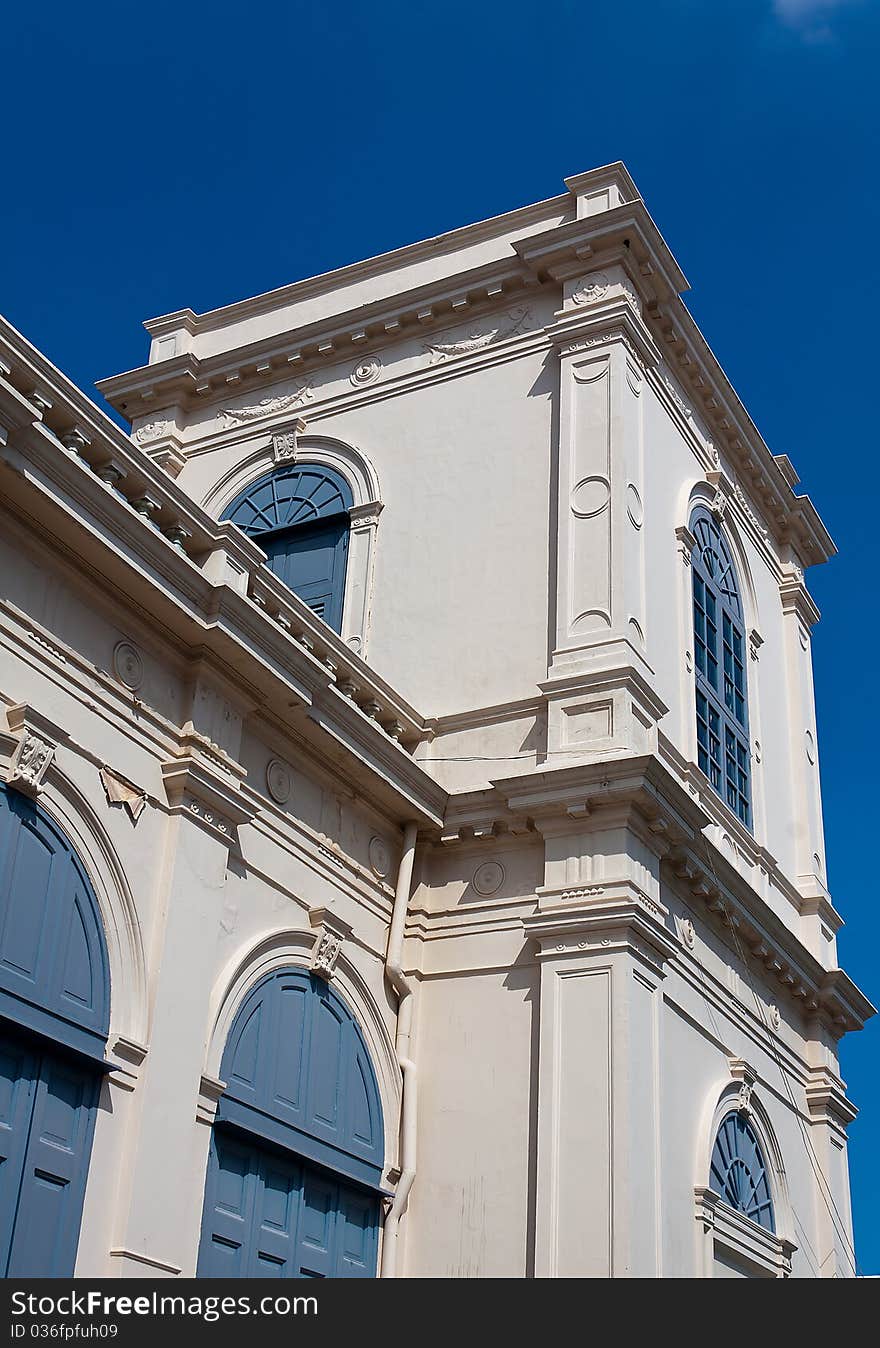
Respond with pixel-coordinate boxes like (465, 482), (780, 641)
(520, 768), (688, 1278)
(803, 1037), (859, 1278)
(779, 565), (828, 897)
(544, 269), (662, 761)
(107, 729), (255, 1278)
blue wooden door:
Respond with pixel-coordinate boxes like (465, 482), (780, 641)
(199, 1131), (379, 1279)
(198, 969), (383, 1279)
(0, 785), (110, 1275)
(0, 1035), (38, 1267)
(262, 519), (349, 632)
(0, 1031), (100, 1276)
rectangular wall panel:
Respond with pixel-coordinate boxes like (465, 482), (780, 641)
(541, 966), (612, 1277)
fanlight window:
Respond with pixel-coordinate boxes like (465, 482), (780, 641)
(710, 1112), (775, 1232)
(224, 465), (353, 633)
(690, 507), (751, 827)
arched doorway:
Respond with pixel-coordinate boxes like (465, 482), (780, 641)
(198, 967), (384, 1278)
(0, 783), (110, 1276)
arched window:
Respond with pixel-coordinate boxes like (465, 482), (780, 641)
(198, 967), (384, 1279)
(0, 784), (110, 1276)
(690, 506), (751, 827)
(224, 465), (354, 633)
(710, 1111), (775, 1232)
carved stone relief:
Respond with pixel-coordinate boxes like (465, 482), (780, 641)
(9, 731), (55, 795)
(221, 383), (314, 425)
(423, 306), (531, 365)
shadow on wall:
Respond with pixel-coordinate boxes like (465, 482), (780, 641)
(503, 953), (541, 1279)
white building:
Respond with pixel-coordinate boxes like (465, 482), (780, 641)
(0, 162), (871, 1280)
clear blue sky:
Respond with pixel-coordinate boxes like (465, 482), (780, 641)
(3, 0), (878, 1272)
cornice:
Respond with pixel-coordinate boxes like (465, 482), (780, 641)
(0, 369), (446, 828)
(694, 1187), (797, 1273)
(141, 190), (573, 341)
(804, 1065), (860, 1130)
(161, 751), (256, 844)
(139, 164), (637, 347)
(655, 300), (835, 567)
(496, 754), (707, 841)
(779, 569), (822, 628)
(87, 167), (832, 561)
(667, 839), (875, 1038)
(511, 203), (688, 298)
(96, 261), (542, 419)
(511, 208), (833, 567)
(523, 889), (680, 975)
(440, 752), (873, 1038)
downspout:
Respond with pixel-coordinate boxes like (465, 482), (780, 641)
(380, 818), (419, 1279)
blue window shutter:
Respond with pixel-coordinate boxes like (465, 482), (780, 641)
(0, 1036), (38, 1271)
(223, 466), (353, 633)
(263, 520), (349, 632)
(0, 786), (110, 1276)
(199, 969), (383, 1279)
(336, 1184), (380, 1278)
(199, 1134), (380, 1279)
(0, 786), (110, 1059)
(5, 1049), (100, 1276)
(198, 1133), (253, 1278)
(218, 969), (383, 1187)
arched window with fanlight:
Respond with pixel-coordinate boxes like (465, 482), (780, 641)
(710, 1111), (775, 1232)
(224, 465), (353, 633)
(690, 506), (751, 828)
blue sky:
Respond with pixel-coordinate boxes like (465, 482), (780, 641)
(3, 0), (878, 1272)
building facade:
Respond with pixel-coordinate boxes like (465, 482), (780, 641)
(0, 163), (871, 1279)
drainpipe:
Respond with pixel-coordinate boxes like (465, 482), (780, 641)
(380, 819), (419, 1279)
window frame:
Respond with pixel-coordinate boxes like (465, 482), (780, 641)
(709, 1109), (775, 1232)
(223, 464), (354, 634)
(689, 506), (752, 828)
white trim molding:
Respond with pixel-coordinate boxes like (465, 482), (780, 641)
(695, 1186), (797, 1278)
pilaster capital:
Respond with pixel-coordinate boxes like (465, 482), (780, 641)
(548, 302), (660, 369)
(161, 750), (255, 844)
(804, 1065), (859, 1132)
(524, 887), (678, 975)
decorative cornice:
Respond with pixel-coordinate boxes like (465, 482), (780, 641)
(450, 751), (874, 1039)
(161, 751), (256, 844)
(0, 363), (445, 827)
(804, 1065), (859, 1130)
(779, 568), (821, 627)
(667, 837), (875, 1037)
(88, 168), (835, 564)
(96, 269), (541, 420)
(524, 887), (679, 975)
